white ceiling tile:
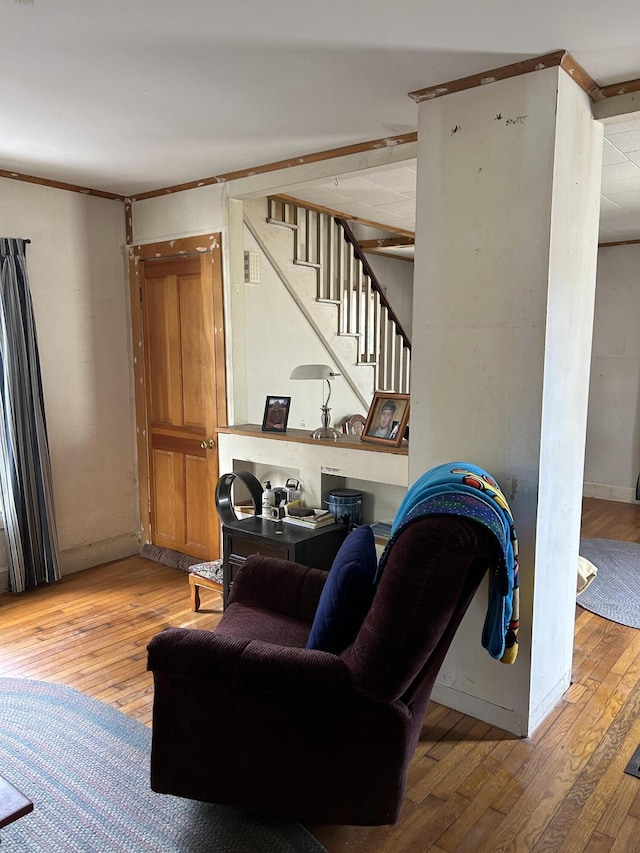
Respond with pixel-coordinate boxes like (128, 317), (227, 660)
(364, 167), (418, 194)
(599, 221), (640, 241)
(603, 189), (640, 213)
(624, 150), (640, 169)
(603, 128), (640, 154)
(603, 117), (640, 136)
(295, 177), (353, 194)
(600, 161), (640, 194)
(347, 187), (410, 205)
(599, 196), (625, 214)
(291, 188), (352, 207)
(602, 138), (628, 166)
(373, 198), (417, 217)
(346, 201), (403, 220)
(332, 177), (381, 194)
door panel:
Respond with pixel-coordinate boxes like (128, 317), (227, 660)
(139, 245), (225, 560)
(146, 272), (182, 426)
(180, 272), (209, 427)
(152, 448), (185, 545)
(185, 454), (210, 551)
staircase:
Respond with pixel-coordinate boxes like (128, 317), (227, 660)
(265, 196), (411, 396)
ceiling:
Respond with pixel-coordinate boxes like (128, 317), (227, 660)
(3, 0), (640, 242)
(280, 120), (640, 248)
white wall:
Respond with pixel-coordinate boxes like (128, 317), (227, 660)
(584, 244), (640, 502)
(0, 178), (138, 585)
(412, 68), (602, 735)
(241, 220), (367, 430)
(131, 184), (228, 244)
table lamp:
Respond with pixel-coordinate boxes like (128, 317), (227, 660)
(289, 364), (342, 440)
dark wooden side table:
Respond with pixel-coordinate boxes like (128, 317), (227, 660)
(222, 516), (349, 607)
(0, 774), (33, 831)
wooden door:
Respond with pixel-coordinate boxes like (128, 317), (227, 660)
(137, 242), (226, 560)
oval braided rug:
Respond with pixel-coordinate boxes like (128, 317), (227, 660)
(0, 678), (326, 853)
(577, 538), (640, 629)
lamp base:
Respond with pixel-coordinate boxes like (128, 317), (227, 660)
(311, 406), (341, 441)
(311, 426), (341, 441)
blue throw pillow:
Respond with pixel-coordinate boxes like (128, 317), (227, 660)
(306, 525), (378, 653)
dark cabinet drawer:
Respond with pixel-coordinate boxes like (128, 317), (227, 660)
(221, 517), (349, 608)
(228, 537), (287, 561)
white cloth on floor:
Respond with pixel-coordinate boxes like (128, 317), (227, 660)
(577, 555), (598, 594)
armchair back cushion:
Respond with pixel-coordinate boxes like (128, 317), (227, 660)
(306, 524), (378, 653)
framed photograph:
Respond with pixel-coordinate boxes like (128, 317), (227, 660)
(342, 414), (366, 437)
(261, 396), (291, 433)
(361, 393), (410, 447)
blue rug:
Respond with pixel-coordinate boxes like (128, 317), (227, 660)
(0, 678), (326, 852)
(578, 539), (640, 629)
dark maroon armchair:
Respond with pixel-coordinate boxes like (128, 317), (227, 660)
(146, 516), (496, 826)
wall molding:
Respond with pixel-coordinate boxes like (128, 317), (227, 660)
(0, 168), (126, 201)
(598, 238), (640, 248)
(583, 482), (638, 503)
(408, 51), (598, 103)
(129, 134), (418, 201)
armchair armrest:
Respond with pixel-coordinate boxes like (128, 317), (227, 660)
(147, 627), (346, 700)
(228, 555), (327, 621)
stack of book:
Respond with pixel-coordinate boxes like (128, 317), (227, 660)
(283, 509), (336, 529)
(370, 521), (392, 546)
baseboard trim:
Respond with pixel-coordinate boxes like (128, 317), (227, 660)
(0, 533), (141, 592)
(430, 683), (527, 737)
(60, 533), (141, 575)
(582, 482), (638, 503)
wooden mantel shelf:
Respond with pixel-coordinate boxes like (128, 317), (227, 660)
(216, 424), (409, 512)
(217, 424), (408, 456)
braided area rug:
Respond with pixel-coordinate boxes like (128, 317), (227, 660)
(0, 678), (326, 853)
(577, 538), (640, 629)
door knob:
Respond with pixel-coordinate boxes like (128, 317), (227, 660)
(201, 438), (216, 450)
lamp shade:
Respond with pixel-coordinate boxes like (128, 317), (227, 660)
(289, 364), (342, 441)
(289, 364), (341, 380)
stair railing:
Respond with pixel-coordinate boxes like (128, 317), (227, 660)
(267, 197), (411, 395)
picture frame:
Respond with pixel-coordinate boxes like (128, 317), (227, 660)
(261, 396), (291, 433)
(342, 414), (367, 437)
(361, 393), (410, 447)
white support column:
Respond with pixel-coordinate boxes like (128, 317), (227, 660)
(411, 66), (603, 735)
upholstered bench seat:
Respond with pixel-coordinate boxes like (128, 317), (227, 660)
(188, 560), (224, 611)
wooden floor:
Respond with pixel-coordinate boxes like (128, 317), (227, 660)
(1, 496), (640, 851)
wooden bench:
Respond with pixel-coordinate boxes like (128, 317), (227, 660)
(189, 571), (223, 612)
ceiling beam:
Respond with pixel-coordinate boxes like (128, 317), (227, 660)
(359, 237), (415, 249)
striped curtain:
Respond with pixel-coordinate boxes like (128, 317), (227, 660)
(0, 239), (60, 592)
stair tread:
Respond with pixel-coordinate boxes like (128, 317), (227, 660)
(267, 218), (298, 230)
(293, 259), (322, 269)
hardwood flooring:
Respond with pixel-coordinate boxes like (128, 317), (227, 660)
(0, 497), (639, 851)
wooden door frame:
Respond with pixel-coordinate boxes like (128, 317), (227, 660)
(128, 234), (227, 545)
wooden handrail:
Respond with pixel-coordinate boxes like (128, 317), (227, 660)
(337, 218), (412, 350)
